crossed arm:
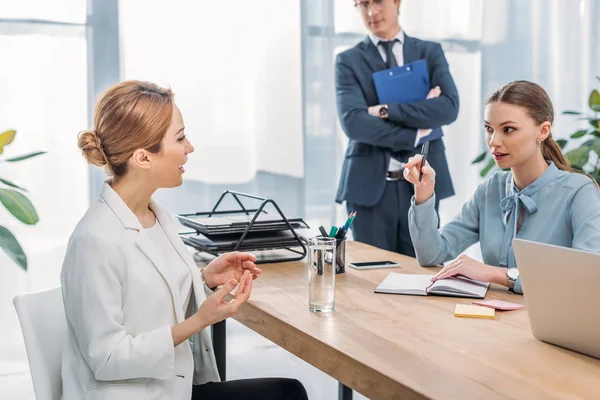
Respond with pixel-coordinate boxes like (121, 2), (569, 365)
(335, 42), (459, 151)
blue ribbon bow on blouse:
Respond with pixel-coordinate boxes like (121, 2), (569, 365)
(498, 190), (538, 267)
(497, 162), (558, 268)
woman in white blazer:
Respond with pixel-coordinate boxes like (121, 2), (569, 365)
(61, 80), (308, 400)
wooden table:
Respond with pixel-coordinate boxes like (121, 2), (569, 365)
(200, 241), (600, 400)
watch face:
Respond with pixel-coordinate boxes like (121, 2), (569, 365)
(379, 107), (388, 117)
(507, 268), (519, 280)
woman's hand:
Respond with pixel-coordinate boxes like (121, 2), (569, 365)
(431, 254), (508, 286)
(202, 252), (261, 289)
(403, 154), (436, 205)
(174, 271), (254, 346)
(195, 270), (253, 327)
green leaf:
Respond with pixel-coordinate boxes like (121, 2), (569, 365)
(565, 146), (590, 168)
(0, 130), (17, 154)
(471, 151), (487, 164)
(480, 157), (496, 178)
(562, 110), (582, 115)
(590, 138), (600, 157)
(3, 151), (47, 163)
(0, 189), (39, 225)
(0, 178), (27, 192)
(590, 119), (600, 130)
(556, 139), (568, 149)
(571, 129), (588, 139)
(589, 90), (600, 110)
(0, 225), (27, 270)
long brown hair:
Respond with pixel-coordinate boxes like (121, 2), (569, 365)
(485, 80), (572, 172)
(77, 80), (174, 177)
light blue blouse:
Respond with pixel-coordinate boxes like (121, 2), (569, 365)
(408, 162), (600, 293)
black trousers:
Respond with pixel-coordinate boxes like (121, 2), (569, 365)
(192, 378), (308, 400)
(348, 180), (440, 257)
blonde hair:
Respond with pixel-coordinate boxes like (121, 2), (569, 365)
(78, 80), (174, 177)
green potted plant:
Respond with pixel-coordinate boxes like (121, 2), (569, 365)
(472, 77), (600, 180)
(0, 129), (46, 271)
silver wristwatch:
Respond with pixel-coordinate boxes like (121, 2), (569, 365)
(506, 268), (519, 291)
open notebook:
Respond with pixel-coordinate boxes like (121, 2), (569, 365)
(375, 273), (489, 299)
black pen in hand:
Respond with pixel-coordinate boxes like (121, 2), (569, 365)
(419, 141), (429, 183)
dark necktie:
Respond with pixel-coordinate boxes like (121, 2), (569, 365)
(378, 40), (398, 69)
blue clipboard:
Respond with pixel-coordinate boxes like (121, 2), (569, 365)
(372, 59), (443, 145)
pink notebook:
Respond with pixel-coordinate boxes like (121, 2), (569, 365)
(471, 299), (524, 311)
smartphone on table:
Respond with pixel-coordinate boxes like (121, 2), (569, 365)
(348, 260), (399, 270)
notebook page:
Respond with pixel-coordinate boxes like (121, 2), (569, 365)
(375, 273), (433, 296)
(429, 277), (489, 298)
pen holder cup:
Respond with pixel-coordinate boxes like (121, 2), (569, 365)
(335, 237), (346, 274)
(317, 235), (346, 274)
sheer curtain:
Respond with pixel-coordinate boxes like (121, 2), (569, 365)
(119, 0), (304, 184)
(481, 0), (599, 141)
(0, 18), (88, 370)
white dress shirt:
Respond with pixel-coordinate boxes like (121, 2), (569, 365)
(369, 29), (431, 172)
(145, 220), (193, 313)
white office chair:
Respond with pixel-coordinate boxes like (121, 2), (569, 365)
(13, 287), (65, 400)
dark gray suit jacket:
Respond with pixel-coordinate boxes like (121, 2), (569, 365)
(335, 34), (458, 207)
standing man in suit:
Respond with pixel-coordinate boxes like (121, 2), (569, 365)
(335, 0), (459, 256)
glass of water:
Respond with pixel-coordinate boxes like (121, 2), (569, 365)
(307, 236), (336, 312)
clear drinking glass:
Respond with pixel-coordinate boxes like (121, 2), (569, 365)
(307, 237), (336, 312)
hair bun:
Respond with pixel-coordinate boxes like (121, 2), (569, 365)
(77, 130), (109, 167)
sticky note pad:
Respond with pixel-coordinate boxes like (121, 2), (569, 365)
(454, 304), (495, 319)
(472, 299), (525, 311)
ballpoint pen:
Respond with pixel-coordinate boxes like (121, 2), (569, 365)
(419, 141), (430, 183)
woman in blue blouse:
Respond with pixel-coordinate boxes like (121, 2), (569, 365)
(403, 80), (600, 293)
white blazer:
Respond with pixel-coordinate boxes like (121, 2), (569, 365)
(60, 182), (220, 400)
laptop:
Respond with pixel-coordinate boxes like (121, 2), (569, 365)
(513, 238), (600, 359)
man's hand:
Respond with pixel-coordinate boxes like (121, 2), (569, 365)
(368, 104), (387, 118)
(415, 86), (442, 141)
(368, 86), (440, 121)
(426, 86), (441, 100)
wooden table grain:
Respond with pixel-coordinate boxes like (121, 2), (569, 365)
(201, 241), (600, 400)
